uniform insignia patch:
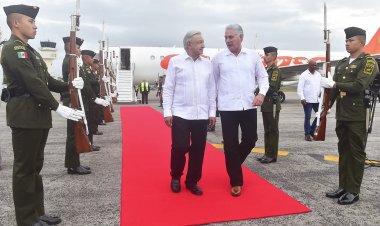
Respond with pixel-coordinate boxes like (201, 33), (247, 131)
(271, 71), (278, 81)
(349, 65), (357, 69)
(17, 51), (28, 59)
(14, 45), (26, 51)
(364, 61), (375, 75)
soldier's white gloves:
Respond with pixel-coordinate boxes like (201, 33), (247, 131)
(105, 96), (112, 103)
(72, 77), (84, 90)
(111, 92), (117, 98)
(315, 111), (320, 118)
(102, 76), (110, 83)
(321, 77), (335, 88)
(56, 104), (85, 121)
(95, 97), (109, 107)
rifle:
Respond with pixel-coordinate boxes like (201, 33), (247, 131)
(314, 2), (331, 141)
(98, 23), (114, 122)
(69, 0), (93, 153)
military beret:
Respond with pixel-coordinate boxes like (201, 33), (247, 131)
(3, 4), (39, 19)
(81, 50), (96, 58)
(62, 37), (84, 46)
(93, 59), (99, 64)
(263, 46), (277, 54)
(344, 27), (366, 39)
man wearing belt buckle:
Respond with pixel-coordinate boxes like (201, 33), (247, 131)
(1, 4), (85, 225)
(322, 27), (379, 205)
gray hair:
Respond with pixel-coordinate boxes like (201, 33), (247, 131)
(225, 24), (244, 35)
(183, 30), (202, 50)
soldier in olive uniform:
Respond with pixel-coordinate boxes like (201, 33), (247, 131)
(322, 27), (379, 205)
(80, 50), (109, 150)
(90, 58), (104, 135)
(257, 47), (281, 164)
(62, 36), (91, 175)
(1, 5), (85, 225)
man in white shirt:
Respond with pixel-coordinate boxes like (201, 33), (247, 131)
(212, 24), (269, 197)
(297, 60), (322, 141)
(163, 30), (216, 196)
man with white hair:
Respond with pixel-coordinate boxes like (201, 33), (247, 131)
(163, 30), (216, 196)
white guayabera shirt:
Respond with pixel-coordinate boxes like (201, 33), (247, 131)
(163, 53), (216, 120)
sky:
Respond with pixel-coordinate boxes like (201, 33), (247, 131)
(1, 0), (379, 76)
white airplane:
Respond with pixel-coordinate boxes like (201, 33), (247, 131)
(107, 27), (380, 102)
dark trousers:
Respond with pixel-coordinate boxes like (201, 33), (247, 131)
(12, 128), (49, 225)
(336, 120), (366, 194)
(170, 116), (208, 187)
(87, 103), (98, 144)
(220, 109), (258, 186)
(262, 111), (280, 158)
(141, 92), (149, 104)
(303, 102), (319, 136)
(63, 98), (80, 169)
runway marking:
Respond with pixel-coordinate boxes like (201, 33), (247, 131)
(324, 155), (380, 164)
(211, 144), (289, 156)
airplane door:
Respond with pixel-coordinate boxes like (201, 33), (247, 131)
(121, 48), (131, 70)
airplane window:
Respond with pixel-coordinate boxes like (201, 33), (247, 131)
(160, 55), (164, 60)
(150, 55), (155, 60)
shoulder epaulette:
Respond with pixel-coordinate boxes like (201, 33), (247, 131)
(13, 40), (25, 46)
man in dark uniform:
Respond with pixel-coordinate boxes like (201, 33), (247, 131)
(156, 75), (164, 107)
(257, 46), (281, 164)
(62, 36), (91, 175)
(80, 50), (109, 151)
(90, 58), (104, 134)
(1, 4), (85, 225)
(322, 27), (379, 205)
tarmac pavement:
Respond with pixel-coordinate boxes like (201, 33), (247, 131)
(0, 92), (379, 225)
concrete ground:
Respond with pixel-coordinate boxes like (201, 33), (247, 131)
(0, 92), (379, 226)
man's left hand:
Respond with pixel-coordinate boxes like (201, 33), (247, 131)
(252, 94), (265, 106)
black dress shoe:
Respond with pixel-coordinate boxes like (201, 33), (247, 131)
(32, 220), (49, 226)
(337, 192), (359, 205)
(94, 131), (103, 135)
(80, 165), (91, 170)
(186, 184), (203, 196)
(39, 214), (62, 225)
(92, 145), (101, 151)
(257, 155), (266, 161)
(171, 179), (181, 193)
(260, 156), (277, 164)
(67, 166), (91, 175)
(326, 188), (346, 198)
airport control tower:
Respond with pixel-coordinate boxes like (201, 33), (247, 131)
(39, 40), (57, 74)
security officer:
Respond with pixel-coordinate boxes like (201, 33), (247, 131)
(62, 36), (91, 175)
(257, 46), (282, 164)
(2, 4), (85, 225)
(80, 50), (109, 150)
(322, 27), (379, 205)
(140, 79), (150, 104)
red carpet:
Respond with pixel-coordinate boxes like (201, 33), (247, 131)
(120, 106), (311, 226)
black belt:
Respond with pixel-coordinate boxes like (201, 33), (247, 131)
(9, 89), (30, 98)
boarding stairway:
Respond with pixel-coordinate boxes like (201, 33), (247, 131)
(116, 70), (134, 102)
